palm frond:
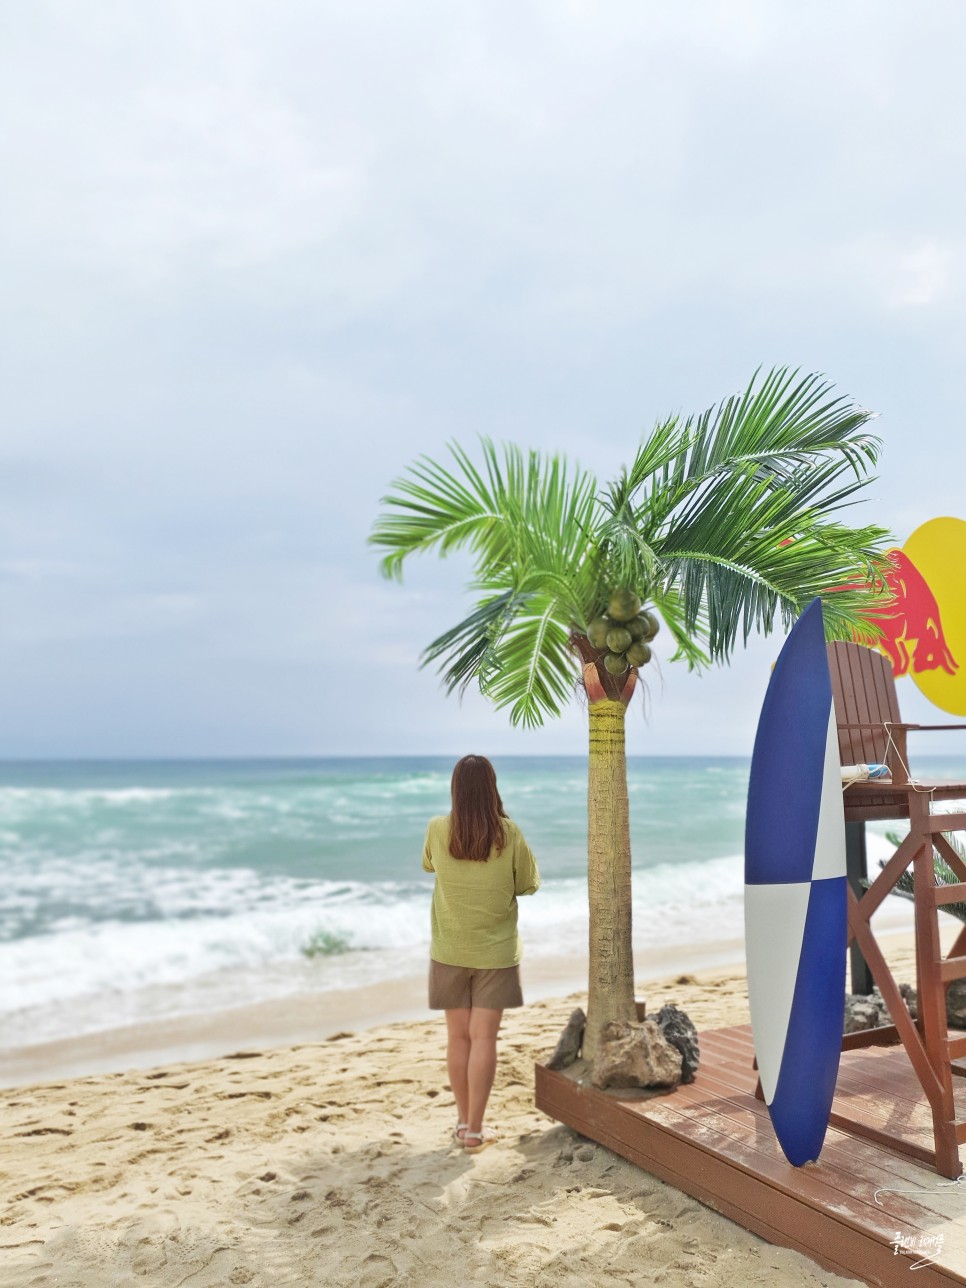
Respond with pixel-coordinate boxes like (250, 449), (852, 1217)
(651, 455), (883, 657)
(593, 510), (663, 604)
(480, 596), (578, 727)
(420, 590), (530, 696)
(682, 366), (880, 481)
(606, 368), (892, 657)
(370, 444), (506, 580)
(609, 416), (691, 511)
(627, 369), (881, 541)
(370, 437), (599, 582)
(648, 585), (711, 670)
(370, 440), (601, 726)
(370, 367), (890, 728)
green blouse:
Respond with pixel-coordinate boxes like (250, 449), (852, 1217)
(422, 814), (541, 969)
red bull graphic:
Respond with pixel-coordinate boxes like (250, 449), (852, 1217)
(877, 517), (966, 717)
(877, 548), (957, 678)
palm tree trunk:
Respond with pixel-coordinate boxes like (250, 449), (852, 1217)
(584, 696), (637, 1060)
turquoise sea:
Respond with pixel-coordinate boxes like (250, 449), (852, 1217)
(0, 755), (938, 1053)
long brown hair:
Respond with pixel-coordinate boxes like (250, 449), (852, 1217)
(448, 755), (507, 861)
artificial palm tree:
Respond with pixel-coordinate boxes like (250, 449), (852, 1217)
(370, 367), (890, 1059)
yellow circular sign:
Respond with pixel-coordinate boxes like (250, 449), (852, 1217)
(900, 517), (966, 714)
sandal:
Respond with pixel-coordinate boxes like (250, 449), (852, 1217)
(463, 1127), (498, 1154)
(453, 1122), (469, 1143)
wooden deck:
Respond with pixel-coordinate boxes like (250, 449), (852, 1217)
(535, 1024), (966, 1287)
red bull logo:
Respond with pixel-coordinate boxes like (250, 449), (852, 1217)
(877, 548), (957, 677)
(875, 516), (966, 716)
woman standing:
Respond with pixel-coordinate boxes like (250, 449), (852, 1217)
(422, 755), (540, 1153)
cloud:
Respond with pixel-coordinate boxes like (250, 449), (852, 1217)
(887, 240), (953, 309)
(3, 1), (966, 754)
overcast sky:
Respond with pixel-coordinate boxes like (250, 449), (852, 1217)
(3, 1), (966, 759)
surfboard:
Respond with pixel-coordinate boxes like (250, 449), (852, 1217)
(744, 597), (847, 1166)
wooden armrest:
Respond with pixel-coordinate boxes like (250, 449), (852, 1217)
(836, 721), (916, 730)
(835, 721), (966, 732)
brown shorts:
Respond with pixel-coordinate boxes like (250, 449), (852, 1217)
(428, 960), (524, 1011)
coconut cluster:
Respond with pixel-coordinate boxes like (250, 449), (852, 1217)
(587, 589), (660, 675)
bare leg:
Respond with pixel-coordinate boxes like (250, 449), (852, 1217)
(466, 1007), (503, 1134)
(445, 1008), (471, 1127)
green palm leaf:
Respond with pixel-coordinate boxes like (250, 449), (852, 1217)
(372, 440), (601, 725)
(481, 596), (578, 728)
(369, 366), (892, 727)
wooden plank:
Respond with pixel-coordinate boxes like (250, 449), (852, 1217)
(871, 646), (902, 723)
(646, 1028), (966, 1221)
(706, 1041), (930, 1127)
(935, 835), (966, 883)
(843, 1024), (901, 1050)
(558, 1025), (966, 1226)
(539, 1056), (966, 1274)
(844, 799), (912, 822)
(601, 1026), (966, 1208)
(561, 1036), (951, 1227)
(667, 1067), (946, 1230)
(675, 1047), (959, 1203)
(852, 830), (919, 921)
(847, 886), (949, 1112)
(933, 884), (966, 907)
(827, 1111), (937, 1169)
(536, 1063), (966, 1286)
(705, 1025), (954, 1139)
(695, 1027), (966, 1223)
(840, 645), (875, 765)
(835, 1055), (951, 1143)
(929, 816), (966, 834)
(910, 791), (961, 1178)
(838, 1046), (949, 1110)
(828, 642), (862, 765)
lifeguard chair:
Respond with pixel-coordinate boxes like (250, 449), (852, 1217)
(827, 640), (966, 1178)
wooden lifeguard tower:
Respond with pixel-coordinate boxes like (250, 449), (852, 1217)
(828, 640), (966, 1180)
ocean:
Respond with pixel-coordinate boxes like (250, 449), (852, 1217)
(0, 755), (934, 1055)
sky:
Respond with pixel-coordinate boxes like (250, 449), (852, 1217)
(2, 0), (966, 759)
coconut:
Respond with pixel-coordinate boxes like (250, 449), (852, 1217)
(587, 616), (612, 650)
(626, 615), (648, 641)
(607, 589), (641, 622)
(626, 640), (652, 668)
(605, 626), (632, 653)
(640, 610), (660, 641)
(603, 652), (628, 675)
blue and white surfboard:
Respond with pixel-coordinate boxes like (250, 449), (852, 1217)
(744, 598), (847, 1167)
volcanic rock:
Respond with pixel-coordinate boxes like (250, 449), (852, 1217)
(547, 1008), (586, 1070)
(843, 982), (917, 1032)
(590, 1019), (683, 1091)
(654, 1004), (700, 1084)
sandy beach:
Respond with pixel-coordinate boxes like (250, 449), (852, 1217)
(4, 941), (939, 1288)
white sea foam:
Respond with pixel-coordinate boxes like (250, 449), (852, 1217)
(0, 756), (939, 1051)
(0, 786), (181, 810)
